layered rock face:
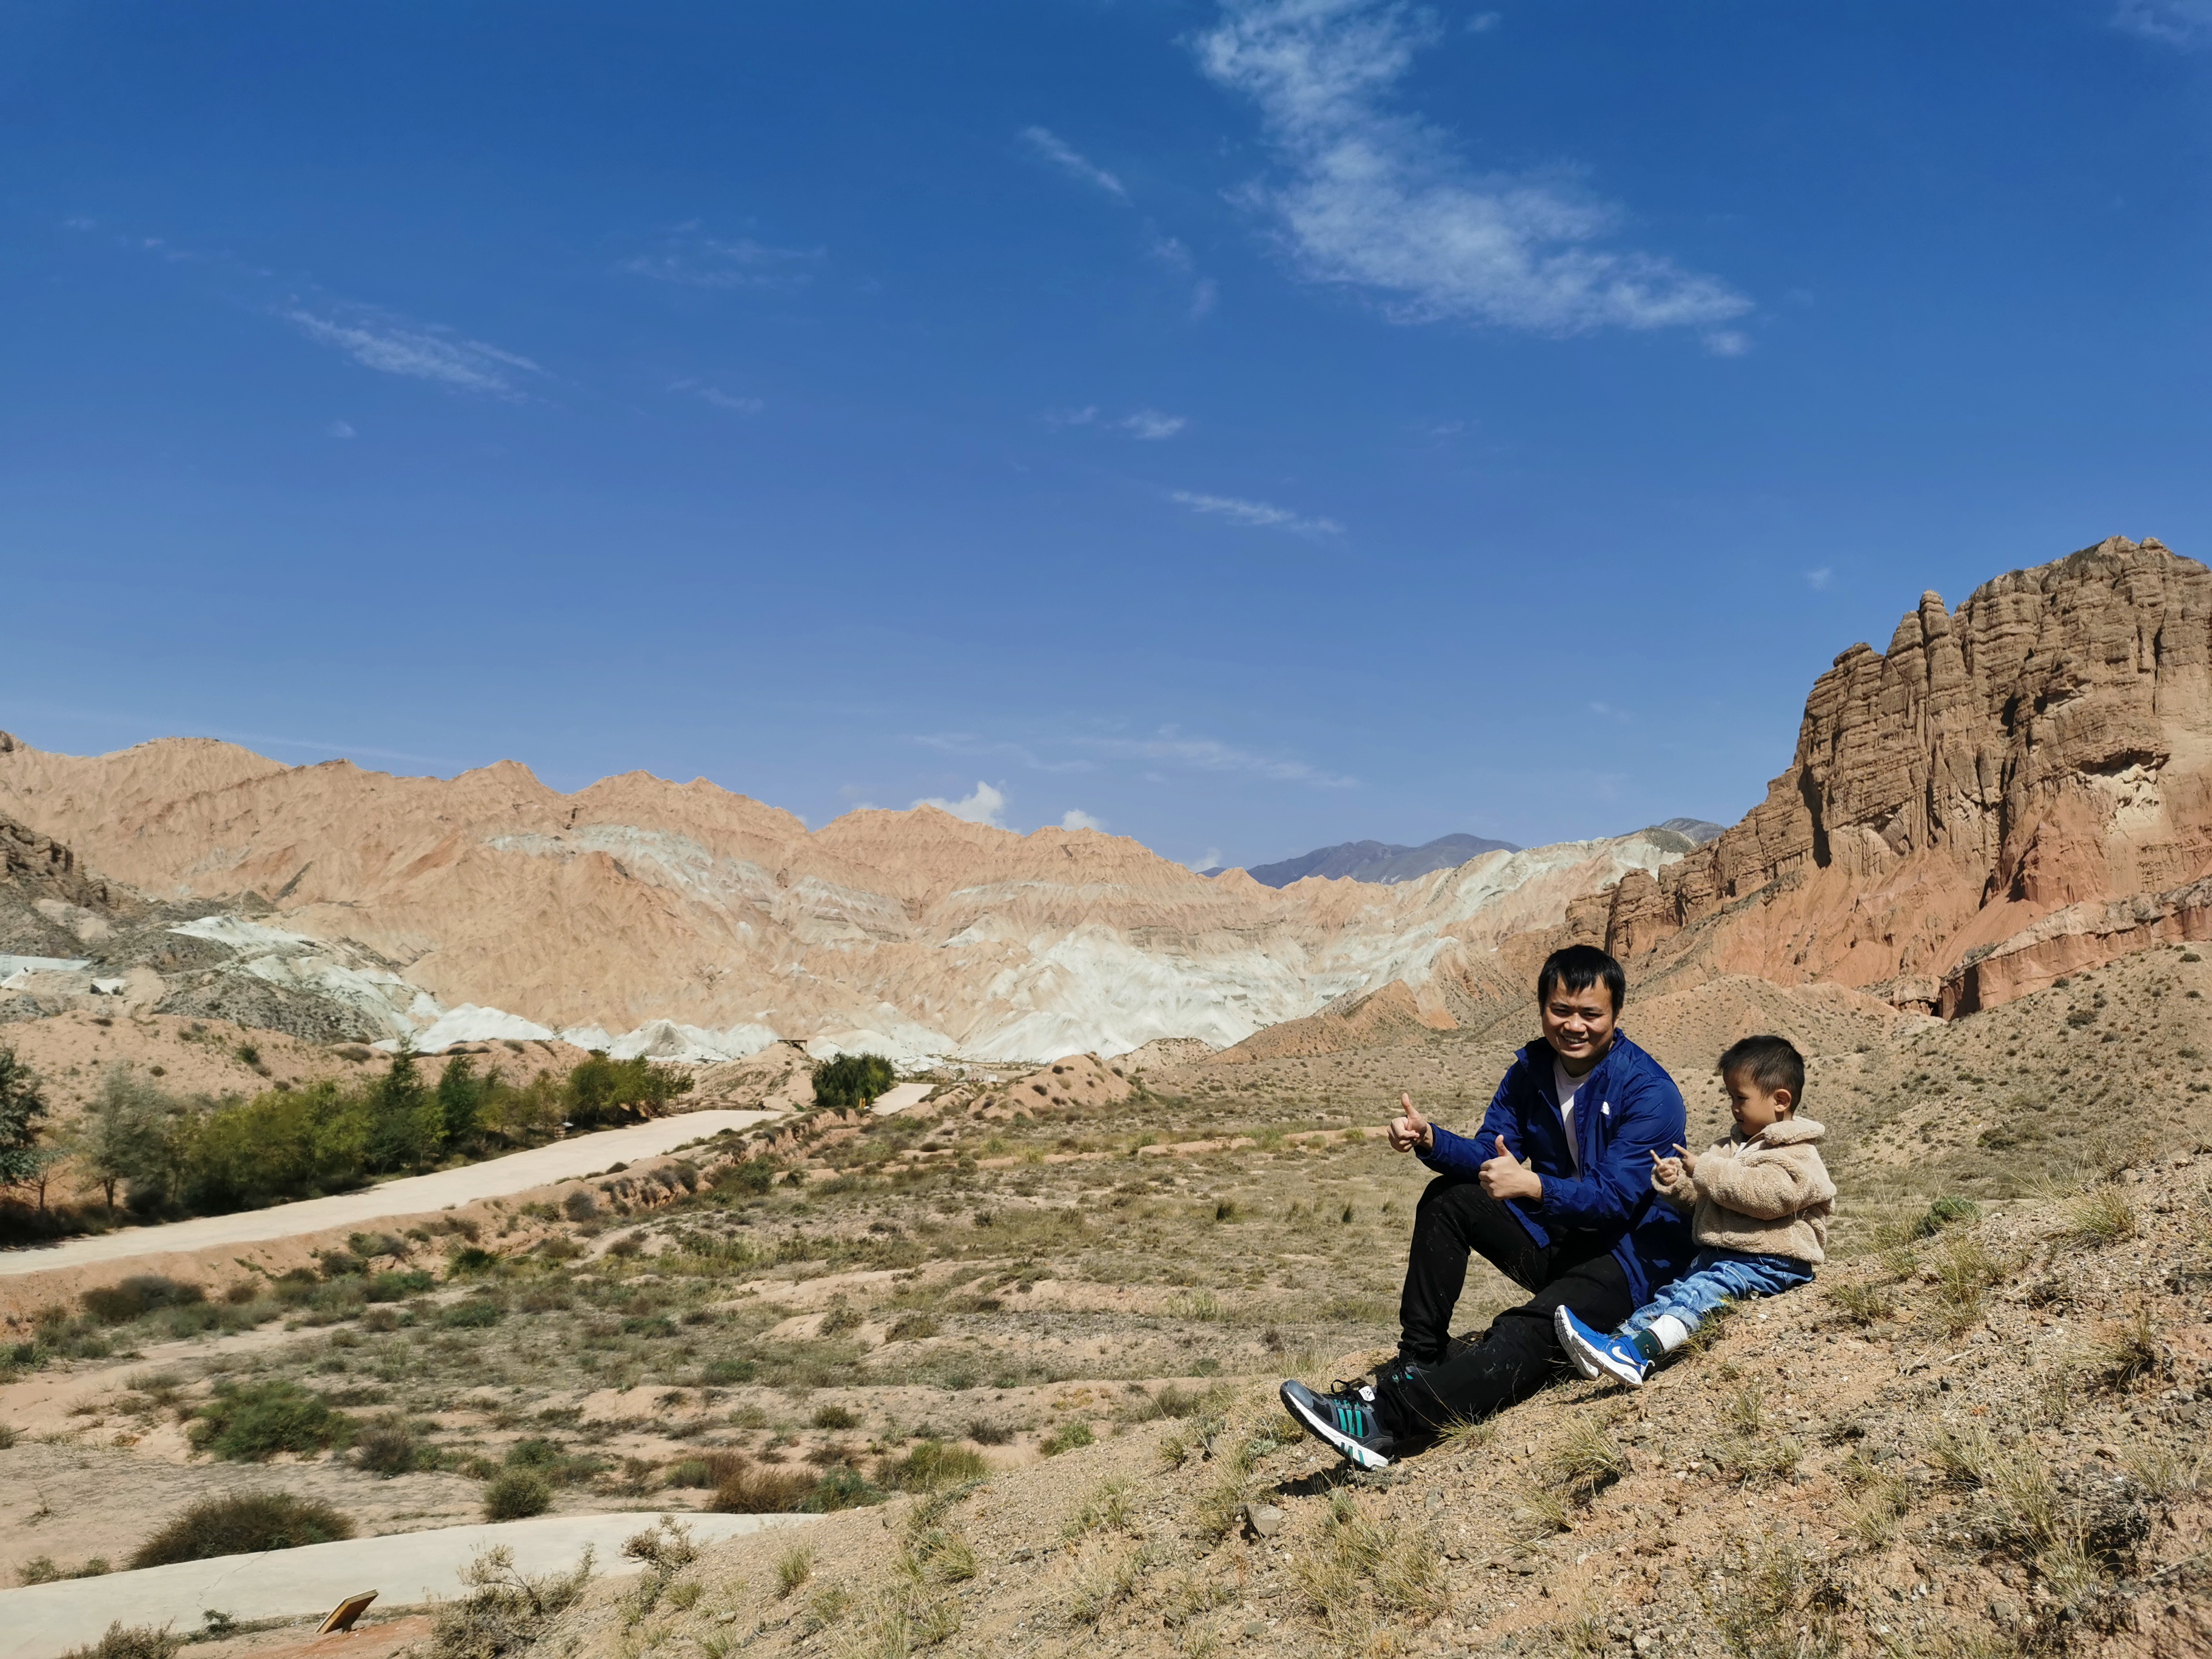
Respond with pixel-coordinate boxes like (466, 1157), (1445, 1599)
(1590, 537), (2212, 1011)
(0, 736), (1686, 1061)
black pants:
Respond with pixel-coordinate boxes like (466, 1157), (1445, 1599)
(1376, 1173), (1636, 1437)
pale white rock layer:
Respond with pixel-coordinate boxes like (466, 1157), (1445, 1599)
(0, 738), (1689, 1062)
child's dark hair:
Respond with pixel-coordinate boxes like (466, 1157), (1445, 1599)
(1718, 1034), (1804, 1104)
(1536, 945), (1627, 1014)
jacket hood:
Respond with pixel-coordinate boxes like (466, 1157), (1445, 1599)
(1744, 1118), (1825, 1147)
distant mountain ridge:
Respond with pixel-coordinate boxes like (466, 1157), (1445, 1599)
(1227, 834), (1521, 889)
(1222, 822), (1725, 889)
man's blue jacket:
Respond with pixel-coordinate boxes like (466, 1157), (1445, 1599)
(1417, 1033), (1692, 1306)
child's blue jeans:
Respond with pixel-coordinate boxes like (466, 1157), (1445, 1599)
(1619, 1246), (1813, 1341)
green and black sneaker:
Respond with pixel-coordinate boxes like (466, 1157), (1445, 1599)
(1279, 1378), (1396, 1470)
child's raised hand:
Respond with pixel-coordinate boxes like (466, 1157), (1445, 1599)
(1672, 1141), (1700, 1176)
(1648, 1148), (1683, 1184)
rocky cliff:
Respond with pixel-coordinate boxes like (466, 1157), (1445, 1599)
(1586, 536), (2212, 1011)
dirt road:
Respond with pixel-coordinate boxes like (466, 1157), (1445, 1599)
(0, 1510), (819, 1659)
(0, 1110), (779, 1279)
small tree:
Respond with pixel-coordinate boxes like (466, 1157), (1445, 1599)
(0, 1045), (52, 1196)
(79, 1065), (174, 1212)
(812, 1053), (896, 1110)
(367, 1045), (443, 1172)
(437, 1054), (491, 1147)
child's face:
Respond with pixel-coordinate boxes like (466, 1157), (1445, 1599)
(1723, 1068), (1793, 1137)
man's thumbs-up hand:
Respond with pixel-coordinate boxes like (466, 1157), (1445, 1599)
(1386, 1093), (1433, 1153)
(1479, 1131), (1543, 1203)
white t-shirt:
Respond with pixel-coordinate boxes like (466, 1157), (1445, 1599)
(1552, 1057), (1592, 1174)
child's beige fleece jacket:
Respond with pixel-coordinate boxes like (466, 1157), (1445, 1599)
(1652, 1118), (1835, 1264)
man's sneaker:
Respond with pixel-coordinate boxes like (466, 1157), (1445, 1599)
(1376, 1354), (1432, 1392)
(1553, 1305), (1648, 1387)
(1280, 1378), (1395, 1469)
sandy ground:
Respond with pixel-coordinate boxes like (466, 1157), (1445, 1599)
(0, 1510), (822, 1659)
(0, 1110), (779, 1278)
(868, 1082), (936, 1116)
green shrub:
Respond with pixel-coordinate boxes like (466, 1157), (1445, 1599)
(812, 1053), (896, 1110)
(811, 1404), (859, 1430)
(799, 1466), (882, 1512)
(81, 1276), (203, 1326)
(189, 1381), (357, 1461)
(440, 1298), (506, 1329)
(483, 1469), (554, 1521)
(1041, 1421), (1095, 1456)
(352, 1418), (422, 1477)
(876, 1439), (988, 1492)
(1910, 1196), (1982, 1239)
(364, 1270), (434, 1302)
(710, 1462), (817, 1513)
(130, 1492), (354, 1567)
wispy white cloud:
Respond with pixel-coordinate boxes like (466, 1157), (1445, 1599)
(1044, 405), (1100, 428)
(1171, 489), (1342, 535)
(670, 379), (765, 415)
(283, 305), (543, 396)
(1195, 0), (1751, 344)
(1805, 567), (1834, 591)
(326, 420), (355, 439)
(1189, 277), (1221, 319)
(1119, 409), (1187, 440)
(1187, 847), (1226, 872)
(1084, 728), (1356, 788)
(913, 732), (1097, 774)
(2114, 0), (2212, 42)
(919, 726), (1352, 789)
(623, 226), (822, 289)
(913, 780), (1008, 826)
(1061, 808), (1107, 833)
(1022, 126), (1129, 199)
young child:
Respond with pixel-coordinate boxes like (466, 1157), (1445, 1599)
(1553, 1034), (1832, 1387)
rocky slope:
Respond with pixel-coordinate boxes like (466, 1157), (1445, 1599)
(1578, 537), (2212, 1014)
(0, 738), (1685, 1064)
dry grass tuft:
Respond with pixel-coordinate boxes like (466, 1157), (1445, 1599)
(2093, 1307), (2165, 1391)
(1546, 1418), (1629, 1504)
(1700, 1533), (1843, 1659)
(1822, 1280), (1893, 1326)
(2066, 1185), (2138, 1247)
(1293, 1489), (1449, 1652)
(1065, 1476), (1137, 1538)
(426, 1545), (592, 1659)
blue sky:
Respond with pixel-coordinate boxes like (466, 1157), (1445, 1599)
(4, 1), (2209, 871)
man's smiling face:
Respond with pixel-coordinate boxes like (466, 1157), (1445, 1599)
(1540, 981), (1618, 1074)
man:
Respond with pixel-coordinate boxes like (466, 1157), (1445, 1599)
(1281, 945), (1691, 1468)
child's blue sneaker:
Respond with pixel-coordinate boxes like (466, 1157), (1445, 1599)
(1280, 1378), (1395, 1469)
(1553, 1305), (1649, 1389)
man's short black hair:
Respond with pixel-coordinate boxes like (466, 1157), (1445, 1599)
(1718, 1034), (1805, 1104)
(1535, 945), (1627, 1014)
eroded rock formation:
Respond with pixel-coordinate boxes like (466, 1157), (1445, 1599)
(1589, 537), (2212, 1012)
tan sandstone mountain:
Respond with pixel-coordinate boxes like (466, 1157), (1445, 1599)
(0, 734), (1685, 1062)
(1573, 535), (2211, 1012)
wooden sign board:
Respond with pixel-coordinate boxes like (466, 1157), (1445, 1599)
(317, 1592), (378, 1635)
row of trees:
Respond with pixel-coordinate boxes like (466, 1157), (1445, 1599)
(1, 1042), (692, 1222)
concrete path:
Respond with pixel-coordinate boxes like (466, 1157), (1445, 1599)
(0, 1509), (819, 1659)
(868, 1082), (936, 1116)
(0, 1110), (778, 1278)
